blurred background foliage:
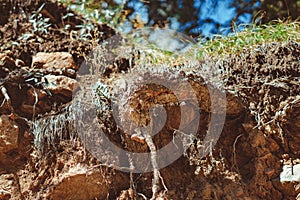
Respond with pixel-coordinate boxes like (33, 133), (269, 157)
(59, 0), (300, 37)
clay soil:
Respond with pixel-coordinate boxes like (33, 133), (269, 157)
(0, 0), (299, 200)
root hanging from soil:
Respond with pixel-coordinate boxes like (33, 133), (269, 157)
(0, 86), (13, 112)
(144, 129), (168, 200)
(31, 104), (76, 152)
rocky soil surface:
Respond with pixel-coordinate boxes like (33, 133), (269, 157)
(0, 0), (299, 200)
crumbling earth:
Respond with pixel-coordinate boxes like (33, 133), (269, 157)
(0, 0), (299, 200)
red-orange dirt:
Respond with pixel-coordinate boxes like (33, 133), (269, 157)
(0, 1), (299, 200)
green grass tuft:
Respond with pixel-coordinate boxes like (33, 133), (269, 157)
(198, 21), (300, 58)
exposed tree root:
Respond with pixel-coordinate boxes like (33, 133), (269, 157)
(144, 124), (168, 200)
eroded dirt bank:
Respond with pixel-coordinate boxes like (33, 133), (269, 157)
(0, 1), (299, 199)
